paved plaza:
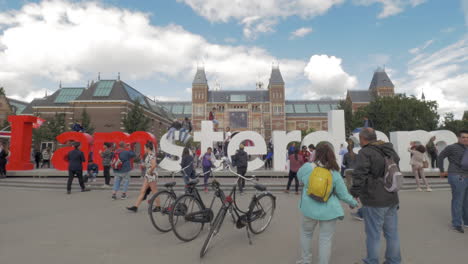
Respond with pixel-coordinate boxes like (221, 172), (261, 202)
(0, 184), (467, 264)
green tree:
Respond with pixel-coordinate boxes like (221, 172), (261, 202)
(301, 127), (316, 138)
(123, 100), (150, 133)
(355, 95), (439, 136)
(440, 112), (468, 134)
(463, 111), (468, 121)
(81, 108), (95, 134)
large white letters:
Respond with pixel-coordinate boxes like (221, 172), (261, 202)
(227, 131), (267, 171)
(159, 131), (184, 171)
(272, 130), (301, 172)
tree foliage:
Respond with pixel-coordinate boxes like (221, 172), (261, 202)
(81, 108), (94, 134)
(342, 95), (439, 136)
(301, 127), (316, 138)
(440, 112), (468, 134)
(123, 100), (150, 134)
(32, 113), (67, 146)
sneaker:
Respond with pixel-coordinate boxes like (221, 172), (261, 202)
(81, 188), (91, 192)
(126, 206), (138, 212)
(416, 188), (422, 192)
(152, 206), (161, 213)
(453, 226), (464, 233)
(121, 193), (127, 200)
(67, 190), (71, 195)
(426, 188), (433, 192)
(351, 212), (363, 221)
(284, 190), (289, 194)
(112, 194), (117, 200)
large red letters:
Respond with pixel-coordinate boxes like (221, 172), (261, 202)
(51, 132), (94, 171)
(6, 115), (37, 171)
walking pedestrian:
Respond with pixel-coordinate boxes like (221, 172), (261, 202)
(127, 141), (158, 212)
(232, 144), (248, 194)
(181, 147), (196, 185)
(201, 147), (216, 192)
(111, 142), (136, 200)
(99, 142), (113, 187)
(342, 143), (357, 190)
(351, 128), (401, 264)
(34, 149), (42, 169)
(264, 147), (273, 169)
(408, 143), (432, 192)
(296, 144), (358, 264)
(437, 130), (468, 233)
(426, 136), (438, 168)
(66, 142), (90, 194)
(41, 148), (51, 168)
(0, 143), (10, 178)
(285, 149), (304, 194)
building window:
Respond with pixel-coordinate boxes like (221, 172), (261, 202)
(230, 94), (246, 102)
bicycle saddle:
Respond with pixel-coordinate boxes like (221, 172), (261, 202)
(254, 183), (267, 192)
(187, 179), (199, 186)
(164, 181), (176, 188)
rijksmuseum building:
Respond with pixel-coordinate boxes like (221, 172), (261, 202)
(1, 66), (395, 142)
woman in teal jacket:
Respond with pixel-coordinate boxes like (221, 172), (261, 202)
(297, 144), (358, 264)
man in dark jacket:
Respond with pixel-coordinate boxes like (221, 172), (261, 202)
(437, 130), (468, 233)
(66, 142), (90, 194)
(232, 144), (248, 194)
(351, 128), (401, 264)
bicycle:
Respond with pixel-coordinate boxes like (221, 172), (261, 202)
(200, 159), (276, 258)
(147, 165), (192, 232)
(169, 168), (218, 242)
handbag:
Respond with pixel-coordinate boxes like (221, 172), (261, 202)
(422, 156), (429, 169)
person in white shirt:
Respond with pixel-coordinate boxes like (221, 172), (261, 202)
(223, 127), (232, 157)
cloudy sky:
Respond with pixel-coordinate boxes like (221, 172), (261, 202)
(0, 0), (467, 118)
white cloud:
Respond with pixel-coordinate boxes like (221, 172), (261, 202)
(177, 0), (344, 38)
(0, 0), (305, 100)
(441, 27), (455, 33)
(408, 39), (434, 54)
(354, 0), (426, 18)
(303, 55), (357, 98)
(401, 37), (468, 118)
(290, 27), (313, 39)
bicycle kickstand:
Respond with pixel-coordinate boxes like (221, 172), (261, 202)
(245, 226), (253, 245)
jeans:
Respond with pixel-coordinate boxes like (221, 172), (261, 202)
(297, 215), (337, 264)
(202, 166), (211, 188)
(166, 127), (177, 140)
(113, 171), (130, 193)
(362, 205), (401, 264)
(179, 128), (188, 142)
(67, 170), (85, 191)
(103, 165), (111, 185)
(447, 174), (468, 227)
(287, 170), (299, 192)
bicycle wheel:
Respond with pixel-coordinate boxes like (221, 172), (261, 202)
(148, 190), (176, 232)
(200, 207), (227, 258)
(248, 193), (276, 234)
(170, 194), (205, 242)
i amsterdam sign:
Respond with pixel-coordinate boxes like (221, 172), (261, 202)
(5, 111), (457, 173)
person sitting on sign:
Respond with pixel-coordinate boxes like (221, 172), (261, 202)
(208, 107), (219, 130)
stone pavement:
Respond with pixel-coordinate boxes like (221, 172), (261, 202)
(1, 186), (467, 264)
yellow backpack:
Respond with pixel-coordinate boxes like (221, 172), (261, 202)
(306, 166), (333, 202)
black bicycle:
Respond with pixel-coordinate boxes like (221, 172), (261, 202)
(200, 160), (276, 258)
(169, 168), (218, 242)
(148, 166), (191, 232)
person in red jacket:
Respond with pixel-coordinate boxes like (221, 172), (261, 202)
(301, 145), (310, 163)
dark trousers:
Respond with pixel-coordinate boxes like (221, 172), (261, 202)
(287, 170), (299, 192)
(430, 153), (437, 168)
(237, 166), (247, 193)
(103, 165), (111, 185)
(265, 159), (272, 169)
(67, 170), (85, 191)
(35, 160), (40, 169)
(42, 160), (50, 168)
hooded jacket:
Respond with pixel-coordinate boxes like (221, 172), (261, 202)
(350, 140), (400, 207)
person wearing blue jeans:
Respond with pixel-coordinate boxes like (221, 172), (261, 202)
(351, 128), (401, 264)
(362, 205), (401, 264)
(111, 142), (136, 200)
(297, 144), (357, 264)
(437, 130), (468, 233)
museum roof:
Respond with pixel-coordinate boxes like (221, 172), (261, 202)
(369, 68), (394, 90)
